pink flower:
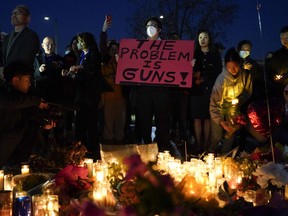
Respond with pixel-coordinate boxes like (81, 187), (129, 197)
(123, 154), (148, 180)
(54, 165), (92, 190)
(250, 152), (262, 161)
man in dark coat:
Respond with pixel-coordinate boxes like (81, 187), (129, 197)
(1, 5), (39, 71)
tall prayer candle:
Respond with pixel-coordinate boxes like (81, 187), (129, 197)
(84, 158), (93, 178)
(0, 170), (4, 191)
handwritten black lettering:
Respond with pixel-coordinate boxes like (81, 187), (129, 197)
(143, 60), (152, 68)
(150, 40), (162, 50)
(154, 61), (161, 69)
(131, 49), (139, 59)
(122, 68), (137, 80)
(166, 72), (176, 82)
(162, 41), (176, 50)
(120, 47), (129, 58)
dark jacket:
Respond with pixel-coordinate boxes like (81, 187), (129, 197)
(0, 84), (41, 167)
(34, 52), (63, 81)
(2, 27), (40, 68)
(75, 50), (112, 105)
(191, 49), (223, 96)
(269, 47), (288, 97)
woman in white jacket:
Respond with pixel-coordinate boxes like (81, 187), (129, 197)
(209, 48), (266, 154)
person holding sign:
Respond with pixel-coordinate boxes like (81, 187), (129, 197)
(135, 16), (171, 152)
(190, 29), (222, 154)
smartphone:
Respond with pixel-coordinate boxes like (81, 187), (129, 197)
(106, 15), (112, 22)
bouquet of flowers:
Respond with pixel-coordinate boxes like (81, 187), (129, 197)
(110, 154), (197, 216)
(44, 164), (94, 216)
(252, 162), (288, 190)
(29, 141), (87, 172)
(225, 113), (247, 139)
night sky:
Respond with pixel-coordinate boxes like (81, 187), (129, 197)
(1, 0), (287, 59)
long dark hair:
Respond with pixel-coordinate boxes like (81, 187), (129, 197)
(77, 32), (99, 52)
(195, 29), (216, 52)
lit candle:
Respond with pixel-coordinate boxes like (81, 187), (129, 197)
(214, 157), (223, 179)
(93, 187), (107, 207)
(93, 190), (103, 201)
(4, 174), (13, 191)
(47, 195), (59, 214)
(285, 185), (288, 200)
(0, 170), (4, 191)
(84, 158), (93, 178)
(21, 165), (29, 175)
(209, 170), (217, 188)
(95, 170), (104, 182)
(32, 194), (46, 216)
(275, 74), (283, 80)
(231, 98), (239, 105)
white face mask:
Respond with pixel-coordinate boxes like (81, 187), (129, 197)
(77, 42), (83, 50)
(239, 50), (250, 59)
(146, 26), (157, 38)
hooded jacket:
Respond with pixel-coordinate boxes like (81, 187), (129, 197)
(210, 67), (252, 125)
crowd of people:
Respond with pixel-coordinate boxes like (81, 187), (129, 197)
(0, 5), (288, 168)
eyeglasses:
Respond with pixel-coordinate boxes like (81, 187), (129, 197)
(12, 11), (26, 16)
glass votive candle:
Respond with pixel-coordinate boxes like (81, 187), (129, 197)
(47, 195), (59, 215)
(14, 191), (32, 216)
(285, 185), (288, 200)
(32, 194), (46, 216)
(84, 158), (94, 178)
(21, 165), (30, 175)
(0, 191), (12, 216)
(43, 189), (54, 196)
(244, 190), (256, 206)
(0, 170), (4, 191)
(4, 174), (13, 191)
(208, 169), (217, 188)
(93, 162), (105, 182)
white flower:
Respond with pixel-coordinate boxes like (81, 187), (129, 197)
(239, 151), (250, 159)
(252, 162), (288, 189)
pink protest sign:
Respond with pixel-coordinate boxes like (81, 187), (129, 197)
(116, 39), (194, 88)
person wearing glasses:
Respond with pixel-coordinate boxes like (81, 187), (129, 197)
(1, 5), (40, 71)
